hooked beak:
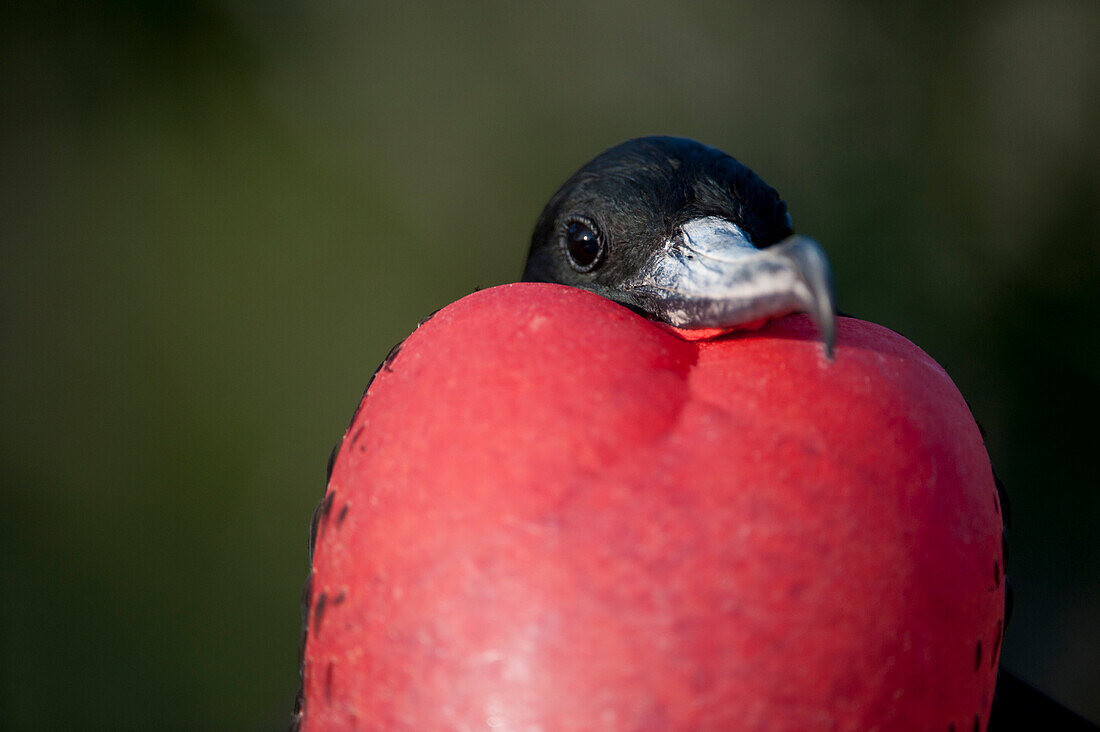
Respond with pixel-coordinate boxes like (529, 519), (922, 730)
(620, 217), (837, 358)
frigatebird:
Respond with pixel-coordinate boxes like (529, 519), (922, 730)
(294, 137), (1095, 731)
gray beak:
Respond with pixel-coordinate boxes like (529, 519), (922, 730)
(620, 217), (837, 357)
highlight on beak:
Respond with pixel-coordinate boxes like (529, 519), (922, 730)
(621, 217), (838, 358)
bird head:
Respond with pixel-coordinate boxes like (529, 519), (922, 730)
(523, 136), (837, 356)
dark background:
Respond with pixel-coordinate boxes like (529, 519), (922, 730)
(2, 1), (1097, 728)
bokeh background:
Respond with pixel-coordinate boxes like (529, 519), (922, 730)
(2, 1), (1097, 728)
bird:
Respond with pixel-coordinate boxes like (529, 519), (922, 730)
(293, 137), (1095, 730)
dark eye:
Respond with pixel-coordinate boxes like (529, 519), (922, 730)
(561, 217), (604, 271)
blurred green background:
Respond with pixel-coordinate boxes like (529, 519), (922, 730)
(2, 1), (1097, 728)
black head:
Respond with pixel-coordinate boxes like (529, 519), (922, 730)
(523, 137), (793, 296)
(522, 137), (835, 355)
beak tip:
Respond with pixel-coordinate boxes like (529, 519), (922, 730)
(817, 316), (836, 361)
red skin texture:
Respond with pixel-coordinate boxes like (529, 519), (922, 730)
(302, 283), (1005, 731)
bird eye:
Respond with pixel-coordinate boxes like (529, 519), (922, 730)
(561, 217), (604, 271)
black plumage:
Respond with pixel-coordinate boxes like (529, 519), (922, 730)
(524, 136), (793, 293)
